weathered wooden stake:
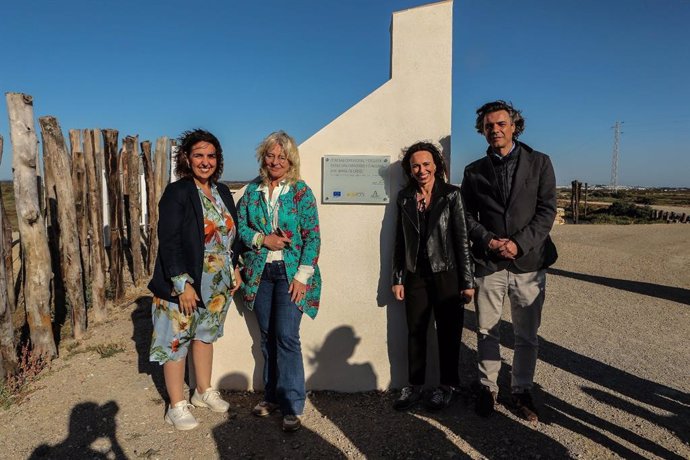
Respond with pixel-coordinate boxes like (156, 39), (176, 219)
(125, 136), (145, 286)
(41, 132), (59, 313)
(140, 140), (155, 275)
(6, 92), (57, 358)
(0, 137), (15, 312)
(70, 130), (90, 283)
(571, 180), (581, 224)
(0, 134), (18, 380)
(154, 137), (169, 204)
(0, 202), (14, 313)
(40, 116), (87, 339)
(103, 129), (125, 300)
(83, 130), (108, 321)
(150, 137), (169, 272)
(92, 129), (108, 274)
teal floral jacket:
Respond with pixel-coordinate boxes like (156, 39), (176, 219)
(238, 179), (322, 319)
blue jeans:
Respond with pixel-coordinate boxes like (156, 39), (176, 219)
(253, 261), (305, 415)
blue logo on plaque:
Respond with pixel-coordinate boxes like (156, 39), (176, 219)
(333, 191), (341, 197)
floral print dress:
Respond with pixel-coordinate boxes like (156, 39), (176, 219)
(149, 184), (237, 364)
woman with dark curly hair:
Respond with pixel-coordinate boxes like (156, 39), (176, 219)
(148, 129), (242, 430)
(391, 141), (475, 411)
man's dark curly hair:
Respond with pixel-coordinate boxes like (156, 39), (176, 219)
(400, 141), (447, 185)
(174, 129), (224, 183)
(474, 100), (525, 138)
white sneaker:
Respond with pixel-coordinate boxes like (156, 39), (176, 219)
(165, 400), (199, 430)
(191, 388), (230, 413)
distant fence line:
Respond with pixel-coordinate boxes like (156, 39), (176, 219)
(650, 209), (689, 223)
(1, 92), (174, 380)
(569, 180), (689, 224)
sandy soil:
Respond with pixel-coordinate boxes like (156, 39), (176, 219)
(1, 224), (689, 459)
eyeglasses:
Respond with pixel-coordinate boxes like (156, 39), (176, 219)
(265, 154), (288, 163)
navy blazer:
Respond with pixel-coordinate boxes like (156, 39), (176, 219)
(147, 177), (241, 307)
(461, 141), (557, 276)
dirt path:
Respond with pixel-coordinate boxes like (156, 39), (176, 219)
(1, 224), (689, 459)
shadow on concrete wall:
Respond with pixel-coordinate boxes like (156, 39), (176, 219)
(377, 158), (407, 388)
(216, 372), (249, 392)
(306, 326), (376, 391)
(233, 296), (264, 389)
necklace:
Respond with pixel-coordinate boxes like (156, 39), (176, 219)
(416, 190), (431, 212)
(265, 182), (286, 230)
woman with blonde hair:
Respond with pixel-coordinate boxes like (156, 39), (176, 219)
(238, 130), (321, 432)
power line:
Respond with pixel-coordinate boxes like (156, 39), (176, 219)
(610, 121), (623, 191)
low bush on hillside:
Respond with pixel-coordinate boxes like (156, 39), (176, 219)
(583, 200), (654, 224)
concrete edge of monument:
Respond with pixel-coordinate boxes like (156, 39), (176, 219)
(213, 0), (453, 392)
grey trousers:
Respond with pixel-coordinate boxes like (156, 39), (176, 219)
(475, 269), (545, 393)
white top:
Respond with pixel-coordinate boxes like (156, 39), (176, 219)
(252, 180), (314, 284)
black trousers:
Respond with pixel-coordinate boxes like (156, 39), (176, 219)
(404, 269), (465, 387)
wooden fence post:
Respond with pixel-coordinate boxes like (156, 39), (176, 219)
(83, 130), (108, 321)
(0, 137), (15, 313)
(41, 129), (60, 319)
(6, 92), (57, 358)
(103, 129), (125, 300)
(150, 136), (169, 272)
(140, 140), (155, 275)
(70, 129), (90, 283)
(571, 180), (580, 224)
(0, 134), (18, 380)
(125, 136), (145, 286)
(40, 116), (87, 340)
(92, 129), (108, 274)
(155, 137), (170, 203)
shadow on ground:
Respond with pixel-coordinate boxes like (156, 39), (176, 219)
(28, 401), (126, 459)
(463, 309), (689, 458)
(549, 267), (690, 305)
(130, 296), (166, 400)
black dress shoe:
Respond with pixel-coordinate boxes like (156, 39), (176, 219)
(426, 386), (454, 411)
(393, 385), (422, 411)
(475, 384), (496, 417)
(511, 391), (539, 422)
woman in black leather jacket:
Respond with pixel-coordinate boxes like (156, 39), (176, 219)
(391, 141), (475, 411)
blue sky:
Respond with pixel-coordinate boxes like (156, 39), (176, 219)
(1, 0), (689, 187)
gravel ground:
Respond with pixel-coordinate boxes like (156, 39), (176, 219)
(1, 224), (689, 459)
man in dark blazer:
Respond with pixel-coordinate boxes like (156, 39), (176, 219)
(461, 100), (557, 422)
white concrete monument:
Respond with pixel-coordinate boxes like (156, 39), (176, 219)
(214, 0), (453, 391)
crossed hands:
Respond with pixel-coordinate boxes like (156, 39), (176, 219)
(489, 238), (518, 260)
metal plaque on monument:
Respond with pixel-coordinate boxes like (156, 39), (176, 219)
(322, 155), (390, 204)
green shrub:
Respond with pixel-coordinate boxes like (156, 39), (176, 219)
(94, 343), (125, 358)
(608, 200), (653, 219)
